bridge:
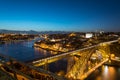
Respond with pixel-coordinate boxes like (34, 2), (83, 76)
(0, 53), (66, 80)
(29, 38), (120, 79)
(65, 40), (120, 79)
(30, 39), (119, 66)
(0, 38), (119, 80)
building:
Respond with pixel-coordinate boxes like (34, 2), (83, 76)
(85, 33), (93, 38)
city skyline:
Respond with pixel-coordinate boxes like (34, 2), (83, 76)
(0, 0), (120, 32)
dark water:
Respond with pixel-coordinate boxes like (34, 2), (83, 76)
(0, 40), (120, 79)
(0, 40), (55, 62)
(0, 39), (67, 73)
(86, 65), (120, 80)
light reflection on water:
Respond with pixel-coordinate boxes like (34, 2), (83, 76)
(86, 65), (120, 80)
(0, 40), (56, 61)
(0, 40), (68, 74)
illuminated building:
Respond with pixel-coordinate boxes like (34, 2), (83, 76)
(85, 33), (93, 38)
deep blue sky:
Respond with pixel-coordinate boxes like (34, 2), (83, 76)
(0, 0), (120, 32)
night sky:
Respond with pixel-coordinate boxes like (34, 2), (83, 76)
(0, 0), (120, 32)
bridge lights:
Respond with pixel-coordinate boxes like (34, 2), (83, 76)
(105, 55), (109, 58)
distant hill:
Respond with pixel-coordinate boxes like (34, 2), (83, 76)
(0, 29), (39, 34)
(0, 29), (69, 34)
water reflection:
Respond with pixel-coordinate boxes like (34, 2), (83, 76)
(0, 40), (58, 62)
(0, 40), (68, 74)
(86, 65), (120, 80)
(34, 47), (58, 57)
(103, 66), (108, 75)
(101, 65), (116, 80)
(34, 47), (50, 56)
(102, 66), (109, 80)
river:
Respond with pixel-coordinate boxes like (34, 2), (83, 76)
(85, 65), (120, 80)
(0, 39), (55, 62)
(0, 40), (120, 79)
(0, 39), (67, 74)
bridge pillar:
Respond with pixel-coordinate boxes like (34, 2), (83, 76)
(43, 59), (49, 71)
(67, 56), (75, 73)
(43, 64), (49, 71)
(66, 48), (95, 79)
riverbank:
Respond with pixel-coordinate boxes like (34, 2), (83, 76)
(34, 45), (63, 53)
(34, 43), (68, 53)
(104, 60), (120, 67)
